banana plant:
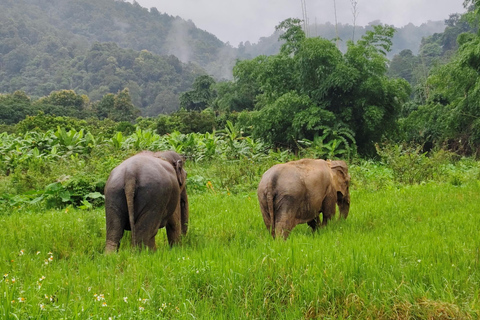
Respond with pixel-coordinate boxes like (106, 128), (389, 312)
(110, 132), (126, 150)
(54, 126), (84, 149)
(198, 131), (218, 160)
(126, 128), (161, 150)
(164, 131), (185, 154)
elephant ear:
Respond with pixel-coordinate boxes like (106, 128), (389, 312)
(330, 161), (350, 200)
(155, 151), (186, 187)
(174, 159), (185, 187)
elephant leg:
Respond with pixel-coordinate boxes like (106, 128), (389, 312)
(105, 239), (120, 253)
(180, 188), (189, 235)
(133, 225), (157, 251)
(134, 216), (160, 251)
(166, 206), (182, 246)
(135, 237), (156, 251)
(307, 217), (321, 232)
(105, 205), (126, 253)
(275, 221), (295, 240)
(105, 227), (123, 253)
(144, 234), (158, 251)
(166, 222), (181, 246)
(321, 196), (337, 226)
(274, 212), (297, 240)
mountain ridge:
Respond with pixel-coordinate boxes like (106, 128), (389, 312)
(0, 0), (448, 116)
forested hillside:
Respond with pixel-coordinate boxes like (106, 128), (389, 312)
(1, 0), (226, 66)
(0, 0), (228, 115)
(1, 0), (478, 157)
(0, 0), (249, 116)
(0, 0), (457, 119)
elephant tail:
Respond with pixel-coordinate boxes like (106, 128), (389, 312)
(266, 180), (275, 238)
(124, 174), (136, 247)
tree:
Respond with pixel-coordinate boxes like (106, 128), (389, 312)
(179, 75), (216, 111)
(37, 90), (88, 111)
(397, 2), (480, 154)
(111, 88), (140, 122)
(388, 49), (416, 84)
(231, 19), (409, 154)
(276, 18), (306, 55)
(155, 109), (216, 135)
(251, 92), (323, 147)
(94, 93), (115, 120)
(92, 89), (140, 122)
(0, 91), (34, 125)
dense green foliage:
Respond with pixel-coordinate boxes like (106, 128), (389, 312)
(0, 89), (140, 125)
(388, 10), (477, 88)
(179, 75), (217, 111)
(387, 3), (480, 155)
(211, 20), (410, 155)
(1, 118), (478, 210)
(0, 121), (279, 208)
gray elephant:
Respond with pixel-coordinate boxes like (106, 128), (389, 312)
(104, 151), (189, 252)
(257, 159), (350, 239)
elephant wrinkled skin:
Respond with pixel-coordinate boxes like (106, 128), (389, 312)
(104, 151), (188, 252)
(257, 159), (350, 239)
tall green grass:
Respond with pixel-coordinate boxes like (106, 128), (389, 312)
(1, 181), (479, 319)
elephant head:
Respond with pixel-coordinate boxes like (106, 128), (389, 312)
(154, 151), (189, 234)
(329, 160), (351, 218)
(154, 151), (186, 188)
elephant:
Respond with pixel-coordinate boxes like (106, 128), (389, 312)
(257, 159), (350, 239)
(104, 150), (189, 252)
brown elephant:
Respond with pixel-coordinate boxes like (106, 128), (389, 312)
(257, 159), (350, 239)
(104, 151), (188, 252)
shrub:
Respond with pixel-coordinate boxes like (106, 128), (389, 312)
(375, 142), (453, 184)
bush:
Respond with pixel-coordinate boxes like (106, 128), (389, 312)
(375, 142), (453, 184)
(349, 159), (395, 191)
(155, 109), (217, 135)
(43, 176), (105, 209)
(15, 113), (118, 137)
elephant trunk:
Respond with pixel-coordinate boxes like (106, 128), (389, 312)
(180, 187), (189, 235)
(338, 199), (350, 219)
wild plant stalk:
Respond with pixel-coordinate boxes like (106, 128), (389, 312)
(351, 0), (359, 41)
(300, 0), (309, 37)
(333, 0), (340, 48)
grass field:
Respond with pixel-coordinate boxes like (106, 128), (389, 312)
(1, 180), (480, 319)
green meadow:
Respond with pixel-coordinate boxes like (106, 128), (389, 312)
(2, 178), (480, 319)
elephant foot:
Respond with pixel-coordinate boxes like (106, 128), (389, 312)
(274, 228), (291, 240)
(105, 240), (119, 253)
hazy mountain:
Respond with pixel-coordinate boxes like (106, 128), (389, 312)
(0, 0), (449, 116)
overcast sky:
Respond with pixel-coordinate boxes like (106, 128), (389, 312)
(129, 0), (466, 47)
